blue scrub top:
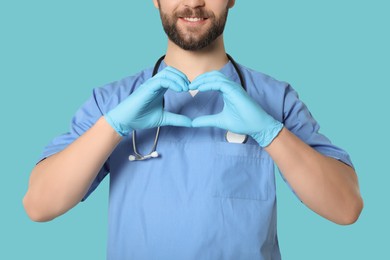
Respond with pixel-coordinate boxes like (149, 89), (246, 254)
(39, 60), (353, 260)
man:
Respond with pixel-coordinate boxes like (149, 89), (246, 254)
(23, 0), (363, 259)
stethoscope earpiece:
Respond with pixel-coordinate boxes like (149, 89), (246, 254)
(129, 151), (159, 161)
(150, 151), (159, 158)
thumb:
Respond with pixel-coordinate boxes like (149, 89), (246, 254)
(192, 114), (223, 128)
(160, 111), (192, 128)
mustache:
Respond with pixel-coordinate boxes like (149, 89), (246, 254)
(176, 8), (213, 18)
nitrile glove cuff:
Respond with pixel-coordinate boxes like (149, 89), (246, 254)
(251, 122), (284, 147)
(104, 114), (132, 137)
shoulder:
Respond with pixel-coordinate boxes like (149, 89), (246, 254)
(92, 67), (154, 113)
(237, 63), (296, 121)
(238, 64), (291, 95)
(95, 67), (153, 99)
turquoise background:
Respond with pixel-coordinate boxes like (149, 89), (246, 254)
(1, 0), (388, 259)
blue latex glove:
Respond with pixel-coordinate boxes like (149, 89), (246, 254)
(190, 71), (284, 147)
(105, 66), (192, 136)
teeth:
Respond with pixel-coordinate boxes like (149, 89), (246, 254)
(183, 17), (204, 22)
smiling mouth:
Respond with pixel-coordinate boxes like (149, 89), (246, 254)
(182, 17), (207, 22)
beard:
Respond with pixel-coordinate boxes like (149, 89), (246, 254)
(159, 6), (229, 51)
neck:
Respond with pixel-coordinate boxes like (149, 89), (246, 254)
(163, 36), (229, 82)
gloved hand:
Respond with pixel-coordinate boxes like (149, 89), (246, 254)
(105, 66), (192, 136)
(190, 71), (284, 147)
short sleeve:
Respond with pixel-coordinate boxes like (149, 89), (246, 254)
(282, 84), (353, 168)
(38, 88), (110, 201)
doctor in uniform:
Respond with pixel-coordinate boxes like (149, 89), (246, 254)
(23, 0), (363, 259)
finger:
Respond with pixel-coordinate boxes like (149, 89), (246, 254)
(160, 111), (193, 128)
(189, 71), (226, 90)
(147, 77), (186, 93)
(164, 66), (190, 90)
(190, 71), (242, 96)
(156, 66), (190, 91)
(164, 66), (188, 80)
(192, 114), (224, 128)
(191, 78), (240, 97)
(192, 70), (226, 83)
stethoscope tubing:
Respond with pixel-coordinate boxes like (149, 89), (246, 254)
(129, 54), (246, 161)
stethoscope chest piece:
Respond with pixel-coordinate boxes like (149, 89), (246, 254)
(225, 131), (248, 144)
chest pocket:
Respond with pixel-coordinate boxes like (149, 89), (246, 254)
(213, 142), (273, 201)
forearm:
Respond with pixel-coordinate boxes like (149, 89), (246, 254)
(265, 127), (363, 225)
(23, 116), (122, 222)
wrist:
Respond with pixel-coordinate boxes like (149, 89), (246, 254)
(251, 122), (284, 147)
(103, 114), (132, 137)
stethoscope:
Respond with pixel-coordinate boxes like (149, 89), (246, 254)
(129, 54), (246, 161)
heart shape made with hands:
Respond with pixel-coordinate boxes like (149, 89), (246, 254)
(155, 68), (262, 135)
(159, 69), (283, 147)
(106, 66), (282, 147)
(162, 69), (261, 135)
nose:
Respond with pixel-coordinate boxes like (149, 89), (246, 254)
(182, 0), (205, 8)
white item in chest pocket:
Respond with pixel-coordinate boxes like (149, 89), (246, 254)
(129, 54), (246, 161)
(225, 131), (248, 144)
